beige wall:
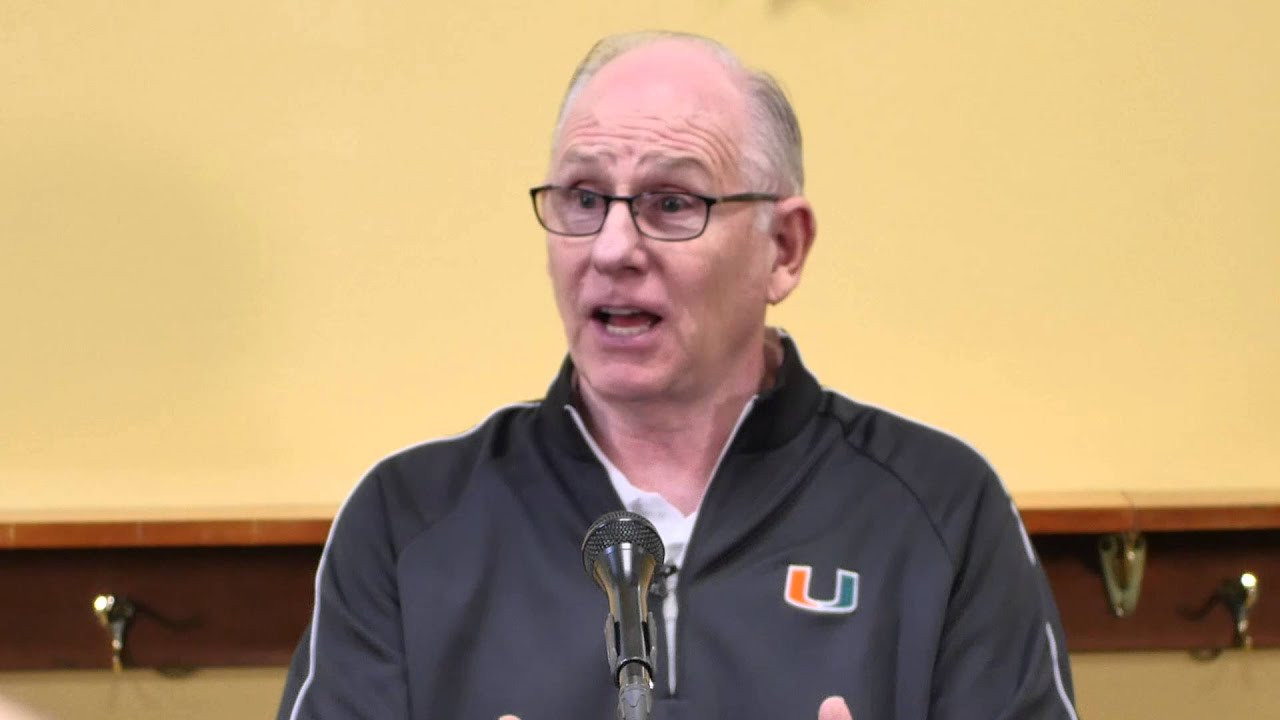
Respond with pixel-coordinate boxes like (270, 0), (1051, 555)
(0, 668), (284, 720)
(1, 4), (1276, 508)
(2, 651), (1278, 719)
(3, 6), (1276, 715)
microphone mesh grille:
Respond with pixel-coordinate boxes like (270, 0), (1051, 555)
(580, 510), (666, 576)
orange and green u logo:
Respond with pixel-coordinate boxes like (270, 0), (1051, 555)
(784, 564), (859, 614)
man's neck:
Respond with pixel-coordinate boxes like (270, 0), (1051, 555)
(575, 330), (784, 515)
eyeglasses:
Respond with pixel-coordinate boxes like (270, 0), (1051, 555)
(529, 185), (781, 242)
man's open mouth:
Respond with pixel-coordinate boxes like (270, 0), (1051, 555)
(593, 307), (663, 337)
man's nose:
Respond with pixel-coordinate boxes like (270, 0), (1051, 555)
(590, 198), (646, 273)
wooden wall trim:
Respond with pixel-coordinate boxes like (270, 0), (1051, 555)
(2, 531), (1276, 669)
(1039, 531), (1280, 652)
(2, 518), (334, 549)
(1126, 490), (1280, 532)
(0, 506), (335, 549)
(1018, 490), (1280, 534)
(5, 492), (1278, 548)
(2, 492), (1279, 669)
(0, 547), (317, 670)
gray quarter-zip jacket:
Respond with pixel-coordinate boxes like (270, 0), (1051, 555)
(278, 335), (1078, 720)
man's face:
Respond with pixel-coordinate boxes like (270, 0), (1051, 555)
(545, 42), (776, 405)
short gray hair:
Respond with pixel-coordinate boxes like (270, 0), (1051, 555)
(553, 31), (804, 195)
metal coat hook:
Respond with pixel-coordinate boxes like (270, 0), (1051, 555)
(92, 594), (135, 672)
(1221, 572), (1259, 650)
(1098, 532), (1146, 617)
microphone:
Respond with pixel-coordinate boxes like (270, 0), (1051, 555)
(581, 511), (666, 720)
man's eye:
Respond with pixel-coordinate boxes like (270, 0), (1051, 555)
(656, 194), (694, 213)
(574, 190), (601, 209)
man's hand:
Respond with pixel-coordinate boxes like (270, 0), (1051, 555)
(818, 695), (853, 720)
(497, 695), (852, 720)
(0, 695), (48, 720)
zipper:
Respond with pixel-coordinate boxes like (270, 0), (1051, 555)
(563, 397), (759, 696)
(667, 397), (757, 695)
(650, 561), (679, 696)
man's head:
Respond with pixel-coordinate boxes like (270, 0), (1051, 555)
(541, 32), (816, 407)
(554, 32), (806, 196)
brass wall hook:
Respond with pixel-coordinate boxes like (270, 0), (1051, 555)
(1220, 572), (1259, 650)
(1098, 532), (1146, 617)
(92, 594), (135, 672)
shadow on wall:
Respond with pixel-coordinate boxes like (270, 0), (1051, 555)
(0, 117), (275, 476)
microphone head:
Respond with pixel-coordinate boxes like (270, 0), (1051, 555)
(581, 510), (665, 578)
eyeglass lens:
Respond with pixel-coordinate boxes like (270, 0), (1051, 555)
(537, 187), (708, 240)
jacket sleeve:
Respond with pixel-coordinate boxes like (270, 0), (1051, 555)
(277, 472), (410, 720)
(929, 476), (1079, 720)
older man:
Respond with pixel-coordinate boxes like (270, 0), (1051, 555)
(278, 32), (1077, 720)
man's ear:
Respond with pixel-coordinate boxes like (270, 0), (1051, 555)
(766, 196), (817, 305)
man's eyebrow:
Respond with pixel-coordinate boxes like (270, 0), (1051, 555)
(557, 149), (615, 167)
(636, 153), (713, 176)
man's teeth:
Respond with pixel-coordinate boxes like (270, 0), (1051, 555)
(596, 307), (659, 336)
(604, 323), (651, 336)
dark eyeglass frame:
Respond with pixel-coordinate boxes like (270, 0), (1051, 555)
(529, 184), (782, 242)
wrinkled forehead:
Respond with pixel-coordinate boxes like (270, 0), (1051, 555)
(551, 43), (753, 184)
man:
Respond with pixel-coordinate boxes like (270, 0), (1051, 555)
(278, 32), (1078, 720)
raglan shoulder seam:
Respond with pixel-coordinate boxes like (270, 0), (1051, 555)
(377, 400), (543, 556)
(285, 400), (540, 720)
(816, 388), (1001, 572)
(823, 411), (958, 570)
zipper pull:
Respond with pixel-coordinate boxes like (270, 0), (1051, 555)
(649, 563), (679, 598)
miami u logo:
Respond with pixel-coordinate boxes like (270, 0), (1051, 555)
(784, 564), (859, 614)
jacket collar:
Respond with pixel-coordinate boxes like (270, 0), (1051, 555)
(536, 332), (824, 458)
